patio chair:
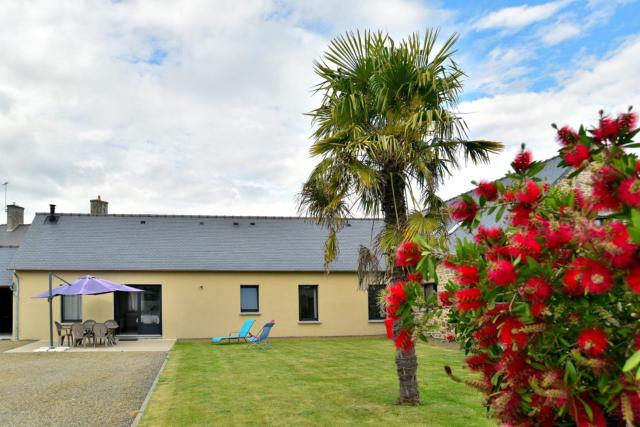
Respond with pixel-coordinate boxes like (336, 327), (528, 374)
(71, 323), (86, 347)
(104, 320), (119, 345)
(55, 321), (71, 346)
(92, 323), (109, 346)
(247, 321), (275, 349)
(83, 319), (96, 345)
(211, 319), (255, 344)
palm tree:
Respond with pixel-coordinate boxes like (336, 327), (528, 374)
(298, 30), (501, 404)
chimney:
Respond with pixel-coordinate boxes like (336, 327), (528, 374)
(90, 195), (108, 215)
(6, 203), (24, 231)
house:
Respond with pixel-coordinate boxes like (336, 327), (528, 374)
(0, 203), (29, 339)
(8, 197), (388, 340)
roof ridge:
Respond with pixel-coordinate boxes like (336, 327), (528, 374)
(32, 213), (381, 221)
(442, 154), (564, 204)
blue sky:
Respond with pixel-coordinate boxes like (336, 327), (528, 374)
(0, 0), (639, 220)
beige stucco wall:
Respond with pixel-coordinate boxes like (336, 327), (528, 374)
(15, 271), (385, 340)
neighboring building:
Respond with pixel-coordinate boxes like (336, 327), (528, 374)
(429, 156), (574, 339)
(0, 203), (29, 338)
(9, 198), (388, 340)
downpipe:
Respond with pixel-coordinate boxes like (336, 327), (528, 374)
(11, 272), (19, 341)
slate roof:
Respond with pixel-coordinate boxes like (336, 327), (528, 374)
(10, 214), (382, 272)
(0, 224), (29, 247)
(0, 247), (17, 285)
(446, 156), (569, 249)
(0, 224), (29, 286)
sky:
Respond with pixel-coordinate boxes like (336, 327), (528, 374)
(1, 0), (639, 223)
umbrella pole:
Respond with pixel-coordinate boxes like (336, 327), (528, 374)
(48, 272), (54, 349)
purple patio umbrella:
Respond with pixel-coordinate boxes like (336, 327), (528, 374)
(33, 274), (143, 349)
(33, 276), (143, 298)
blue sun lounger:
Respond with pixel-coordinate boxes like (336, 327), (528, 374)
(247, 321), (275, 349)
(211, 319), (255, 343)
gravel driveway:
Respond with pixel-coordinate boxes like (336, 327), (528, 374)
(0, 349), (166, 427)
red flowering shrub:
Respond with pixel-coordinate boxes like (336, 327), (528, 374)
(396, 110), (640, 426)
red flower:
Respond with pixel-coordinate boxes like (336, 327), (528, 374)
(592, 116), (621, 142)
(569, 393), (607, 427)
(394, 328), (414, 352)
(450, 199), (479, 222)
(606, 222), (637, 268)
(497, 349), (530, 385)
(455, 288), (483, 311)
(557, 126), (578, 146)
(454, 265), (480, 286)
(577, 327), (608, 357)
(591, 165), (622, 211)
(502, 191), (516, 202)
(474, 225), (503, 244)
(438, 290), (453, 307)
(395, 241), (421, 267)
(519, 276), (552, 302)
(517, 180), (541, 205)
(563, 143), (591, 167)
(446, 334), (455, 342)
(563, 257), (614, 295)
(474, 322), (499, 348)
(466, 353), (490, 372)
(618, 177), (640, 208)
(407, 272), (422, 283)
(488, 260), (517, 287)
(531, 302), (547, 317)
(618, 112), (638, 133)
(626, 264), (640, 295)
(511, 205), (533, 227)
(511, 229), (542, 258)
(635, 332), (640, 349)
(544, 223), (573, 249)
(386, 280), (407, 318)
(499, 317), (527, 350)
(384, 317), (394, 339)
(512, 150), (533, 173)
(475, 181), (498, 201)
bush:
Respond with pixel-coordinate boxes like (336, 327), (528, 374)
(390, 110), (640, 426)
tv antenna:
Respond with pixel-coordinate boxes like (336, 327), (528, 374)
(2, 182), (7, 213)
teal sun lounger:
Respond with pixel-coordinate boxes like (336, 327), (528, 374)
(211, 319), (255, 343)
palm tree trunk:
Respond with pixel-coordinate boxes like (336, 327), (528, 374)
(396, 346), (420, 404)
(382, 171), (420, 405)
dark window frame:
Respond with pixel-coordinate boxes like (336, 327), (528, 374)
(367, 284), (386, 320)
(240, 285), (260, 313)
(298, 285), (318, 321)
(61, 295), (82, 323)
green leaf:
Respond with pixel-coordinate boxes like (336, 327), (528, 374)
(629, 228), (640, 245)
(623, 142), (640, 148)
(632, 209), (640, 228)
(495, 205), (506, 222)
(564, 360), (577, 385)
(623, 350), (640, 372)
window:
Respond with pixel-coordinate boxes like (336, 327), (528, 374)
(367, 285), (385, 320)
(422, 282), (437, 300)
(240, 285), (259, 313)
(61, 295), (82, 322)
(298, 285), (318, 321)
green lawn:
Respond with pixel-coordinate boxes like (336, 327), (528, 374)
(140, 337), (493, 427)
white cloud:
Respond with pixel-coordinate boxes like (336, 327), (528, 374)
(540, 22), (581, 45)
(0, 0), (456, 222)
(474, 0), (573, 32)
(441, 35), (640, 200)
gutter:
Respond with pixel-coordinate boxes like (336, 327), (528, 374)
(12, 272), (19, 340)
